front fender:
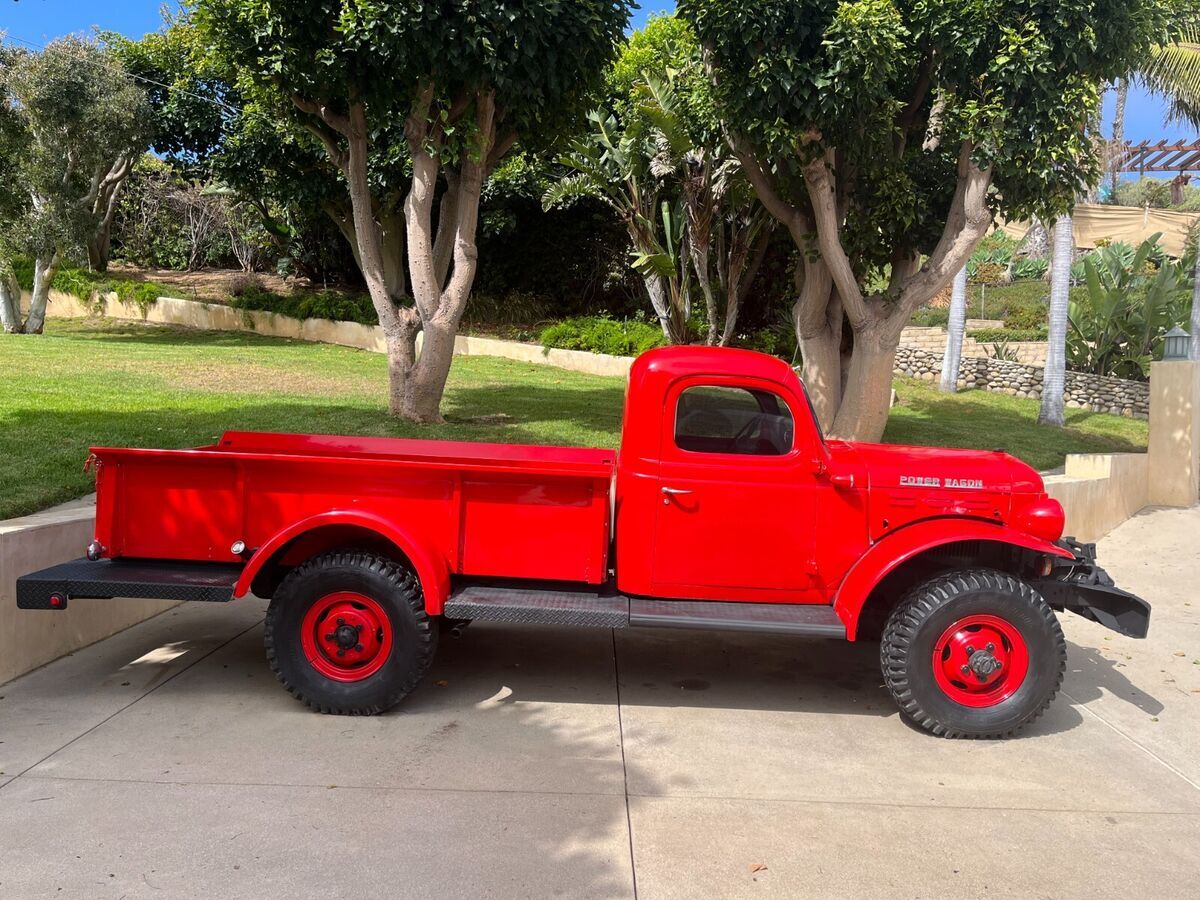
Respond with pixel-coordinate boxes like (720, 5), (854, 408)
(833, 518), (1073, 639)
(234, 510), (451, 614)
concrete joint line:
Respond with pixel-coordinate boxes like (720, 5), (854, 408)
(0, 619), (263, 795)
(1062, 688), (1200, 794)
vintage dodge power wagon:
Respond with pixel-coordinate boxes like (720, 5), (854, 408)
(17, 346), (1149, 737)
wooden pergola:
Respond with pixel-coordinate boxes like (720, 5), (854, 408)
(1106, 140), (1200, 175)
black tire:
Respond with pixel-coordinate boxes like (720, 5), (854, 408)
(881, 568), (1066, 738)
(264, 550), (437, 715)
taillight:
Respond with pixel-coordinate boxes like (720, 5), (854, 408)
(1016, 496), (1065, 542)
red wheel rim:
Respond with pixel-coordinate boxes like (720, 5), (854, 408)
(931, 614), (1029, 708)
(300, 592), (393, 682)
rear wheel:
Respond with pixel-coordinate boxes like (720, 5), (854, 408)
(881, 568), (1065, 738)
(265, 550), (437, 715)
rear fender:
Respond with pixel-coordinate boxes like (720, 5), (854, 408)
(833, 518), (1073, 639)
(234, 510), (451, 614)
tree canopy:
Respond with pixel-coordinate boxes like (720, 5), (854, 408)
(196, 0), (633, 422)
(680, 0), (1186, 440)
(0, 37), (151, 331)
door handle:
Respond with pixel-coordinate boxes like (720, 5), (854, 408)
(661, 486), (693, 505)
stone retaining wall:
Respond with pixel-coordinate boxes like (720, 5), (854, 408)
(895, 345), (1150, 418)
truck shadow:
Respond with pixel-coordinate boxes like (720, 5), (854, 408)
(413, 622), (1103, 737)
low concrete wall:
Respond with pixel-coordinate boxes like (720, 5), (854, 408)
(0, 498), (177, 685)
(1044, 453), (1150, 543)
(38, 289), (634, 378)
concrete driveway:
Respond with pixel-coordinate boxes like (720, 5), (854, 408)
(1, 507), (1197, 899)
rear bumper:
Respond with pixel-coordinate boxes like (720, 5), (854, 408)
(1032, 538), (1150, 639)
(17, 558), (242, 610)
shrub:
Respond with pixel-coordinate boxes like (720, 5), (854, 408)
(910, 307), (950, 327)
(226, 286), (380, 326)
(1010, 257), (1048, 281)
(1067, 236), (1190, 380)
(539, 315), (666, 356)
(969, 327), (1047, 343)
(228, 272), (267, 298)
(1003, 301), (1048, 331)
(463, 291), (553, 326)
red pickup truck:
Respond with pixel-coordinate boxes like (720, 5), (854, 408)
(17, 346), (1148, 737)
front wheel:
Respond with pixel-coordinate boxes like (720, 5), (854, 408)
(265, 550), (437, 715)
(881, 569), (1066, 738)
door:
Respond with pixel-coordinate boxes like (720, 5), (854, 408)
(650, 378), (821, 603)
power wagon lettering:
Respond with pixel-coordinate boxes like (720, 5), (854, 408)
(899, 475), (985, 489)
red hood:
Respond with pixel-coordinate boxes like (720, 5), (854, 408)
(827, 441), (1045, 494)
(825, 441), (1049, 543)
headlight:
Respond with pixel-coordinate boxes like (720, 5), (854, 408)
(1016, 496), (1065, 542)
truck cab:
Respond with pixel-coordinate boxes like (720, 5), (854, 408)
(16, 345), (1149, 738)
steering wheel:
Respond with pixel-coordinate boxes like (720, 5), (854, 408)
(731, 414), (764, 453)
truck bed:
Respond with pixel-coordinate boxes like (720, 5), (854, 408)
(90, 431), (615, 585)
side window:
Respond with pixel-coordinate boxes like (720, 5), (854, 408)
(674, 385), (794, 456)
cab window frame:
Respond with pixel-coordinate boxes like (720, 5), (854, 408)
(671, 381), (797, 458)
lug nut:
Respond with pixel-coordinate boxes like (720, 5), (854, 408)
(965, 645), (975, 655)
(337, 617), (345, 626)
(960, 664), (970, 674)
(986, 642), (995, 652)
(355, 643), (363, 652)
(336, 649), (345, 657)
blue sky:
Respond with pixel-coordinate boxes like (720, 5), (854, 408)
(3, 0), (1191, 144)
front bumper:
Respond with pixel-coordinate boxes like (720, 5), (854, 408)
(1031, 538), (1151, 639)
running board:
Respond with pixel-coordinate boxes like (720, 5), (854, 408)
(629, 599), (846, 637)
(444, 586), (629, 628)
(444, 586), (845, 637)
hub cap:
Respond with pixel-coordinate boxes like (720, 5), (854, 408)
(932, 614), (1029, 708)
(300, 592), (393, 682)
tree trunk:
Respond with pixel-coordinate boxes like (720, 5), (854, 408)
(1190, 229), (1200, 361)
(643, 275), (680, 343)
(829, 327), (898, 441)
(940, 267), (969, 392)
(0, 267), (23, 333)
(24, 254), (60, 335)
(1039, 215), (1073, 427)
(401, 318), (459, 422)
(1110, 78), (1129, 199)
(87, 182), (121, 272)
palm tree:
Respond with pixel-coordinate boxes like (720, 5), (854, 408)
(1039, 215), (1074, 426)
(939, 267), (969, 392)
(1109, 29), (1200, 192)
(1139, 27), (1200, 127)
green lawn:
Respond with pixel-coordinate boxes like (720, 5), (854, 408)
(0, 319), (1147, 520)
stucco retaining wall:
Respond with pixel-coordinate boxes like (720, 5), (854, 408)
(1043, 453), (1150, 543)
(900, 323), (1048, 366)
(0, 498), (178, 685)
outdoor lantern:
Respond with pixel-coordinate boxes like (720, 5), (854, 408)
(1163, 326), (1190, 361)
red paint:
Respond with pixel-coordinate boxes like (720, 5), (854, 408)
(300, 592), (393, 682)
(87, 345), (1070, 628)
(931, 614), (1030, 707)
